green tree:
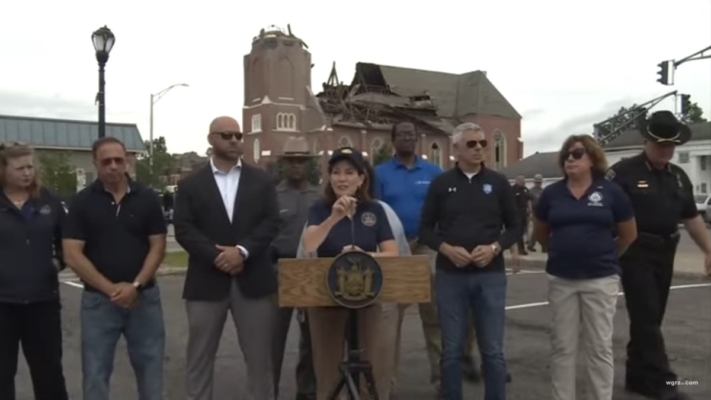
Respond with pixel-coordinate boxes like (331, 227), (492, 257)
(681, 101), (707, 124)
(39, 152), (77, 197)
(372, 142), (393, 166)
(596, 104), (643, 138)
(135, 136), (173, 188)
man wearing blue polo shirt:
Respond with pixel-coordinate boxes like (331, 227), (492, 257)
(376, 122), (480, 395)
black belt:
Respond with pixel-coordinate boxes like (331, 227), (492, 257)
(637, 231), (680, 244)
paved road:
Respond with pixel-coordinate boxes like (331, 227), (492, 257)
(14, 271), (710, 400)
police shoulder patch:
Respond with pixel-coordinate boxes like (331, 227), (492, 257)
(604, 168), (616, 181)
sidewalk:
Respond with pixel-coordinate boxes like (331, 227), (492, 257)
(504, 250), (709, 278)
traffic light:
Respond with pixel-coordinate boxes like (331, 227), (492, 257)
(656, 60), (674, 85)
(680, 94), (691, 115)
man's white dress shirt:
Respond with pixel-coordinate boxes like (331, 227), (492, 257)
(210, 158), (249, 258)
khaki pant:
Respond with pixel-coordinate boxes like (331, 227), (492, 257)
(391, 245), (477, 390)
(308, 304), (394, 400)
(548, 274), (619, 400)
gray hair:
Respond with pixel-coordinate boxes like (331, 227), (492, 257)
(451, 122), (485, 145)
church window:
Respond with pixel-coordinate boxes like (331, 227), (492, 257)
(253, 138), (260, 163)
(370, 138), (384, 158)
(276, 112), (297, 131)
(337, 136), (353, 148)
(429, 142), (442, 167)
(493, 131), (506, 170)
(251, 114), (262, 133)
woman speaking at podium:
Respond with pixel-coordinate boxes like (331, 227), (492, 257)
(301, 146), (399, 400)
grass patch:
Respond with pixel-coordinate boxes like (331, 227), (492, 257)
(163, 251), (188, 268)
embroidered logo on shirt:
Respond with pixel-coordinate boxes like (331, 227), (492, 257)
(483, 184), (493, 194)
(637, 180), (649, 188)
(448, 187), (457, 193)
(587, 191), (603, 207)
(605, 169), (615, 181)
(361, 212), (376, 227)
(39, 205), (52, 215)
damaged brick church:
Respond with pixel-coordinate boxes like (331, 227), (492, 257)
(241, 26), (523, 170)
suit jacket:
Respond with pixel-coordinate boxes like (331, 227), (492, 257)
(174, 163), (280, 301)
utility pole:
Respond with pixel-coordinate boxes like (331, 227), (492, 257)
(593, 91), (678, 146)
(656, 45), (711, 85)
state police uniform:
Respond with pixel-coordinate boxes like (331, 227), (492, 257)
(606, 111), (696, 400)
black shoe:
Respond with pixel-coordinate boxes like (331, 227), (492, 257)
(461, 356), (482, 382)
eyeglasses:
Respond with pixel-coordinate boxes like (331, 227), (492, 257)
(562, 148), (586, 161)
(212, 132), (243, 141)
(0, 141), (27, 150)
(464, 140), (487, 149)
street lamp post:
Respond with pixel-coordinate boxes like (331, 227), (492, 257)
(92, 26), (116, 139)
(149, 83), (189, 174)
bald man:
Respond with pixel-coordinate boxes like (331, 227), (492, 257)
(174, 116), (282, 400)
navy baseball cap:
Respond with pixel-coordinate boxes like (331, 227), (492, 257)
(329, 147), (366, 173)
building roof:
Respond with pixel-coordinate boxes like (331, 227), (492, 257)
(0, 115), (145, 152)
(499, 151), (560, 179)
(604, 121), (710, 149)
(352, 63), (521, 120)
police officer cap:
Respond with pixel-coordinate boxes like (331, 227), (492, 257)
(640, 110), (691, 145)
(329, 146), (366, 173)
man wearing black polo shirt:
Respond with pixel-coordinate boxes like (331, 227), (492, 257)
(420, 122), (521, 400)
(63, 137), (168, 400)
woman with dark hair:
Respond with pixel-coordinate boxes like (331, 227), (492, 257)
(533, 135), (637, 400)
(301, 147), (399, 400)
(0, 143), (69, 400)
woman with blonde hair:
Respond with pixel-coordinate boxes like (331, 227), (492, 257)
(533, 135), (637, 400)
(0, 142), (69, 400)
(301, 146), (399, 400)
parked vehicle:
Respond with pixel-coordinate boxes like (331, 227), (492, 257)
(706, 203), (711, 225)
(695, 194), (711, 220)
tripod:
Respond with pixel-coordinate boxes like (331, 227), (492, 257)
(327, 308), (380, 400)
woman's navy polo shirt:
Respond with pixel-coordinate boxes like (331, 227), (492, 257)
(307, 199), (394, 257)
(534, 179), (634, 279)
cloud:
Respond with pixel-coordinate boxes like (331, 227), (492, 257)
(523, 97), (635, 155)
(0, 90), (96, 121)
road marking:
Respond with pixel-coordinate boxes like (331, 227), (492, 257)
(505, 283), (711, 311)
(62, 281), (83, 289)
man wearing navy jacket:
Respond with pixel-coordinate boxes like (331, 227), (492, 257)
(420, 122), (521, 400)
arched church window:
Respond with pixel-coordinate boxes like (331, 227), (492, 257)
(253, 138), (260, 163)
(370, 138), (383, 158)
(429, 142), (441, 167)
(493, 131), (506, 170)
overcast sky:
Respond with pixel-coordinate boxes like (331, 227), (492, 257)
(1, 0), (709, 157)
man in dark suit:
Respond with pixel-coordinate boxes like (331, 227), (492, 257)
(174, 116), (281, 400)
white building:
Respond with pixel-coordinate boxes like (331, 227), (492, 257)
(501, 122), (711, 193)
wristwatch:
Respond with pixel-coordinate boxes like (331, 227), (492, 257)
(132, 281), (144, 292)
(491, 243), (501, 256)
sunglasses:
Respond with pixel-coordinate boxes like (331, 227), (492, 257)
(213, 132), (243, 141)
(464, 140), (487, 148)
(562, 148), (586, 161)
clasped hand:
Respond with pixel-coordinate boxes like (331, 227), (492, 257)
(110, 282), (138, 309)
(332, 195), (357, 219)
(443, 244), (496, 268)
(214, 245), (244, 275)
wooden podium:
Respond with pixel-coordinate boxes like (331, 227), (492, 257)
(277, 254), (432, 307)
(278, 253), (432, 399)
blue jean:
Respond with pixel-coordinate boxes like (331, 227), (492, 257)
(436, 270), (507, 400)
(81, 286), (165, 400)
